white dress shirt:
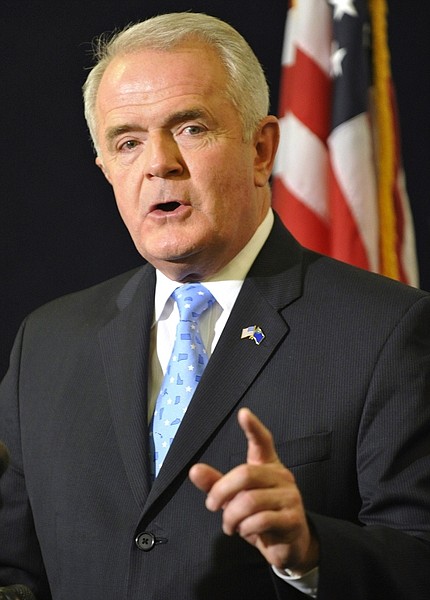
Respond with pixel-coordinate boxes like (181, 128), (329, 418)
(148, 207), (318, 596)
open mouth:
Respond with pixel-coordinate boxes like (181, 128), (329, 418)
(157, 201), (182, 212)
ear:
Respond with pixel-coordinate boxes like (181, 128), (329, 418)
(95, 156), (112, 185)
(253, 116), (280, 187)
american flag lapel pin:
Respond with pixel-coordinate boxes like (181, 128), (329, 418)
(241, 325), (265, 345)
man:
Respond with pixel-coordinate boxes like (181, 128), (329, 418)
(0, 12), (429, 600)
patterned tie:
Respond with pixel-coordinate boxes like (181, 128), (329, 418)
(151, 283), (215, 477)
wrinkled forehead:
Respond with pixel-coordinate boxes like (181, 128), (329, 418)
(95, 43), (231, 124)
(99, 42), (228, 97)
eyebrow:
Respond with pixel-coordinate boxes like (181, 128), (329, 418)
(104, 108), (209, 149)
(104, 124), (140, 151)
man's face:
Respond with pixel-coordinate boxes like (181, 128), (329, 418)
(95, 42), (277, 281)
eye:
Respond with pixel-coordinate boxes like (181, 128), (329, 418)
(119, 139), (139, 151)
(181, 124), (205, 136)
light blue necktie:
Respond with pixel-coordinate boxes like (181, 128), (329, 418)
(151, 283), (215, 477)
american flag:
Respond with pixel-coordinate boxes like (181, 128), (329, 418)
(272, 0), (418, 286)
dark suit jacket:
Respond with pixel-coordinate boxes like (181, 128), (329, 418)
(1, 216), (430, 599)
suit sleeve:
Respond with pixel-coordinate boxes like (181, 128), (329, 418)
(311, 294), (430, 600)
(0, 321), (50, 597)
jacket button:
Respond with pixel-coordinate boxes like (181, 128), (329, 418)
(135, 532), (156, 551)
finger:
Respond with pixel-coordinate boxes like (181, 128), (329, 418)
(189, 463), (223, 494)
(221, 485), (298, 536)
(238, 408), (279, 465)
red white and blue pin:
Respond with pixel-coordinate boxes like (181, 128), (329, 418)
(241, 325), (265, 345)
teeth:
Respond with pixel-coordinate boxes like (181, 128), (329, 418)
(158, 202), (181, 212)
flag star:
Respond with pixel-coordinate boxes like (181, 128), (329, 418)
(164, 419), (170, 426)
(328, 0), (358, 20)
(185, 386), (192, 392)
(197, 291), (204, 295)
(190, 343), (196, 350)
(162, 441), (168, 448)
(167, 398), (173, 404)
(172, 355), (178, 362)
(169, 376), (175, 384)
(331, 42), (347, 77)
(188, 364), (194, 371)
(191, 323), (196, 330)
(185, 302), (191, 309)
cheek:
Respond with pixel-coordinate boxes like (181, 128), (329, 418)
(207, 159), (253, 214)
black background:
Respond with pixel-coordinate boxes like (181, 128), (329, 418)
(1, 1), (429, 378)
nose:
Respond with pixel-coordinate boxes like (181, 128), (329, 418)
(144, 131), (185, 179)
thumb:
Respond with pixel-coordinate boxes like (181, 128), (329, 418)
(238, 408), (279, 465)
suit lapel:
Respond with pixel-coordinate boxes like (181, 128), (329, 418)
(145, 216), (307, 509)
(98, 266), (156, 509)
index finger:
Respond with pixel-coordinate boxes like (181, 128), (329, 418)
(238, 408), (279, 465)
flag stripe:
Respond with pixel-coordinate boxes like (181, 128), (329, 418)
(281, 51), (331, 141)
(328, 159), (370, 269)
(274, 113), (329, 222)
(327, 113), (379, 270)
(272, 177), (330, 256)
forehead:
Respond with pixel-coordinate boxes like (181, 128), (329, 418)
(96, 43), (229, 116)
